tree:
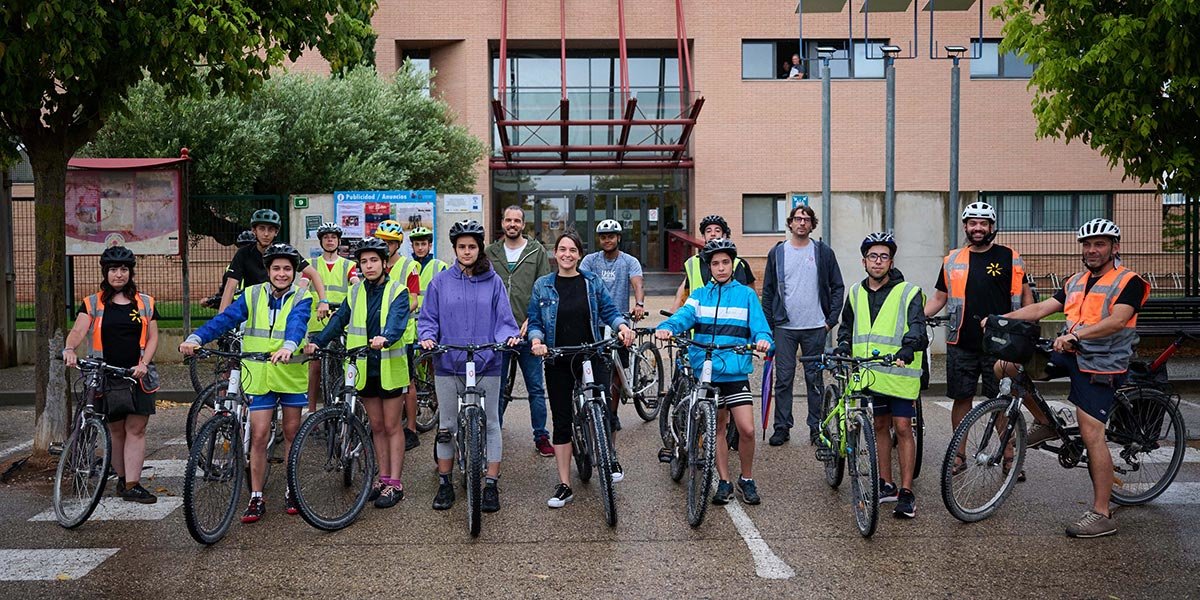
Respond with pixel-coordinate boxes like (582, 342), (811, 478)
(0, 0), (377, 456)
(994, 1), (1199, 197)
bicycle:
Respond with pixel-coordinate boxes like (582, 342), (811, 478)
(421, 342), (519, 537)
(51, 357), (135, 529)
(411, 347), (438, 433)
(940, 332), (1191, 523)
(887, 314), (948, 480)
(287, 345), (376, 531)
(660, 336), (759, 528)
(657, 310), (696, 454)
(608, 315), (664, 422)
(807, 351), (899, 538)
(186, 329), (241, 394)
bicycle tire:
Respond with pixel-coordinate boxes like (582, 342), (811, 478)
(183, 414), (243, 544)
(186, 380), (227, 449)
(53, 416), (111, 529)
(633, 342), (664, 422)
(940, 397), (1025, 523)
(320, 341), (345, 410)
(821, 386), (844, 488)
(589, 401), (618, 527)
(574, 397), (593, 483)
(414, 352), (438, 433)
(186, 355), (206, 394)
(288, 406), (374, 531)
(661, 374), (693, 450)
(464, 405), (485, 537)
(848, 411), (879, 538)
(1108, 388), (1186, 506)
(687, 400), (717, 528)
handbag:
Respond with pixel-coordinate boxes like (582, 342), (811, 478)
(103, 374), (138, 419)
(982, 315), (1040, 364)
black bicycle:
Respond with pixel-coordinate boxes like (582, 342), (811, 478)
(411, 347), (438, 433)
(186, 329), (241, 394)
(657, 310), (697, 454)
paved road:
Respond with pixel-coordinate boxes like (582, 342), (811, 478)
(1, 378), (1198, 598)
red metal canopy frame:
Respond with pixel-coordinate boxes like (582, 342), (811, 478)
(491, 0), (703, 170)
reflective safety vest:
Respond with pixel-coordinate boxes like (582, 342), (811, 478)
(415, 257), (449, 313)
(387, 256), (420, 344)
(241, 283), (310, 396)
(684, 255), (747, 291)
(941, 246), (1025, 345)
(1062, 266), (1149, 374)
(82, 292), (156, 358)
(848, 281), (924, 401)
(308, 255), (354, 333)
(346, 278), (411, 390)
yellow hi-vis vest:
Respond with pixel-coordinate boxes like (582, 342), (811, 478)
(685, 254), (747, 291)
(387, 256), (420, 344)
(848, 281), (924, 401)
(416, 257), (449, 314)
(346, 278), (411, 391)
(308, 255), (354, 333)
(241, 283), (310, 396)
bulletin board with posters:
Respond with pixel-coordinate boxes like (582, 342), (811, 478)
(65, 167), (183, 255)
(333, 190), (438, 259)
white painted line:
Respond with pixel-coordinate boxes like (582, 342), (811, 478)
(0, 548), (119, 581)
(141, 459), (188, 478)
(0, 440), (32, 459)
(1111, 446), (1200, 464)
(28, 497), (182, 522)
(723, 502), (795, 580)
(1136, 482), (1200, 505)
(163, 436), (187, 446)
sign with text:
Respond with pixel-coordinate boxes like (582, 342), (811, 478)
(334, 190), (438, 258)
(65, 169), (182, 255)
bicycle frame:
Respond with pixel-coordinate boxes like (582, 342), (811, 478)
(818, 363), (874, 458)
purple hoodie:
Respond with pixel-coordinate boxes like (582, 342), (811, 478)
(417, 260), (520, 377)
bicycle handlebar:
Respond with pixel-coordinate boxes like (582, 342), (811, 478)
(191, 348), (272, 362)
(424, 342), (523, 355)
(310, 345), (372, 361)
(543, 338), (624, 358)
(798, 352), (897, 366)
(75, 357), (135, 378)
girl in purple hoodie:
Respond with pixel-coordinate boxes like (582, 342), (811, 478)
(418, 220), (521, 513)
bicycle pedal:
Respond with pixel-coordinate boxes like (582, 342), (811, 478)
(815, 446), (834, 462)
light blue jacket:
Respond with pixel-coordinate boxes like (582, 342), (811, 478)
(657, 279), (773, 382)
(526, 271), (630, 347)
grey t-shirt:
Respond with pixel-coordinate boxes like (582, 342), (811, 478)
(783, 242), (825, 329)
(580, 251), (643, 314)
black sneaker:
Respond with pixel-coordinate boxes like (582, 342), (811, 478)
(481, 483), (500, 513)
(768, 429), (790, 447)
(404, 429), (420, 451)
(737, 478), (761, 505)
(878, 480), (899, 503)
(113, 480), (126, 497)
(241, 497), (265, 523)
(547, 483), (573, 508)
(432, 481), (455, 511)
(374, 484), (404, 508)
(368, 479), (384, 502)
(894, 488), (916, 519)
(712, 480), (734, 505)
(122, 483), (158, 505)
(809, 430), (820, 446)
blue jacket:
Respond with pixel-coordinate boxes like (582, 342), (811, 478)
(187, 285), (312, 352)
(657, 279), (774, 382)
(310, 276), (409, 379)
(526, 271), (630, 347)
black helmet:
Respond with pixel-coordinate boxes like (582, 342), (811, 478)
(860, 232), (897, 257)
(316, 222), (343, 238)
(100, 246), (136, 267)
(236, 230), (256, 247)
(699, 214), (730, 237)
(353, 237), (390, 263)
(701, 238), (738, 263)
(449, 219), (486, 244)
(261, 243), (302, 268)
(250, 208), (282, 228)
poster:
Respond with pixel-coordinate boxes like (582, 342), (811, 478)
(66, 169), (182, 255)
(334, 190), (438, 258)
(305, 215), (323, 239)
(337, 202), (365, 238)
(444, 194), (482, 213)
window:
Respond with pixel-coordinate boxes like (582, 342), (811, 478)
(740, 39), (888, 80)
(402, 49), (432, 97)
(743, 194), (788, 233)
(971, 39), (1036, 79)
(983, 192), (1111, 231)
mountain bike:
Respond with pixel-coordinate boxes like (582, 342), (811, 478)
(657, 310), (696, 453)
(411, 347), (438, 433)
(186, 329), (241, 394)
(607, 316), (664, 422)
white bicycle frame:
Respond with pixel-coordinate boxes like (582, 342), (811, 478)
(672, 353), (717, 451)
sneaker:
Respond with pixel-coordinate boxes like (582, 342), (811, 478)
(737, 478), (761, 505)
(894, 488), (916, 519)
(404, 429), (420, 451)
(482, 483), (500, 513)
(432, 481), (455, 511)
(547, 483), (574, 508)
(368, 479), (384, 502)
(712, 480), (734, 505)
(241, 497), (265, 523)
(285, 490), (299, 515)
(768, 429), (790, 447)
(121, 483), (158, 505)
(1066, 510), (1117, 538)
(878, 480), (899, 503)
(374, 484), (404, 509)
(610, 461), (624, 483)
(535, 436), (554, 458)
(1026, 423), (1056, 448)
(809, 430), (820, 446)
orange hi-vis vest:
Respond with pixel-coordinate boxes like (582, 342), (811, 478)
(941, 246), (1025, 345)
(1062, 265), (1149, 375)
(82, 292), (156, 357)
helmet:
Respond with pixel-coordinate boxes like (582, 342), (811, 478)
(1076, 218), (1120, 242)
(316, 222), (343, 238)
(595, 219), (623, 235)
(961, 201), (997, 223)
(701, 238), (738, 263)
(860, 232), (897, 257)
(353, 237), (390, 262)
(375, 219), (404, 241)
(409, 226), (434, 241)
(236, 230), (256, 247)
(449, 219), (486, 244)
(100, 246), (136, 267)
(261, 243), (302, 269)
(250, 209), (281, 228)
(699, 215), (730, 237)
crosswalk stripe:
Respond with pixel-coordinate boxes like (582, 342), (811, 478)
(0, 548), (119, 581)
(141, 459), (188, 478)
(1130, 482), (1200, 505)
(28, 497), (182, 522)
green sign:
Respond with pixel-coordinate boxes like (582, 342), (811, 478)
(293, 196), (309, 209)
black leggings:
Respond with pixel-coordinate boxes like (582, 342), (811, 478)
(545, 354), (611, 445)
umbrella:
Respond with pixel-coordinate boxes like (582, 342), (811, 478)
(760, 354), (774, 440)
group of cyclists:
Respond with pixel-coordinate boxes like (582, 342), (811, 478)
(61, 199), (1148, 539)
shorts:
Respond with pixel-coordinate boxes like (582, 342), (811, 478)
(713, 380), (753, 409)
(105, 387), (157, 422)
(358, 375), (407, 400)
(863, 392), (916, 419)
(945, 344), (1000, 400)
(247, 392), (308, 412)
(1043, 351), (1124, 424)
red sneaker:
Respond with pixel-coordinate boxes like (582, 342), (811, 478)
(285, 491), (300, 515)
(241, 497), (265, 523)
(535, 436), (554, 458)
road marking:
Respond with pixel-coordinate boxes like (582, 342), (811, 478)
(28, 497), (182, 522)
(0, 440), (32, 460)
(1131, 482), (1200, 505)
(0, 548), (119, 581)
(142, 459), (188, 478)
(723, 502), (795, 580)
(164, 436), (187, 446)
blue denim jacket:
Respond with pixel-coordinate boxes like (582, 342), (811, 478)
(526, 271), (630, 347)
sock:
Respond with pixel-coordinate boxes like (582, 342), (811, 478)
(439, 473), (451, 486)
(251, 491), (263, 499)
(125, 479), (138, 489)
(386, 477), (402, 489)
(739, 477), (753, 484)
(378, 474), (390, 485)
(485, 476), (498, 487)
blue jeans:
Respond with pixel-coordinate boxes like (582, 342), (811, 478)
(499, 344), (549, 441)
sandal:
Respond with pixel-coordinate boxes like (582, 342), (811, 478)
(952, 453), (969, 476)
(1002, 457), (1027, 483)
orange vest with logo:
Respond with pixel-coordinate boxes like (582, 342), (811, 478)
(941, 246), (1025, 345)
(82, 292), (156, 357)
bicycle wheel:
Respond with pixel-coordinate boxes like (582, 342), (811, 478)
(661, 374), (693, 449)
(911, 400), (925, 480)
(288, 406), (375, 531)
(573, 395), (593, 482)
(1107, 388), (1186, 506)
(941, 397), (1025, 523)
(589, 401), (618, 527)
(319, 345), (344, 409)
(847, 411), (879, 538)
(687, 400), (717, 528)
(821, 386), (844, 488)
(261, 417), (284, 491)
(183, 414), (243, 544)
(414, 352), (437, 433)
(187, 380), (227, 449)
(464, 405), (485, 537)
(53, 416), (111, 529)
(632, 342), (664, 422)
(186, 355), (206, 394)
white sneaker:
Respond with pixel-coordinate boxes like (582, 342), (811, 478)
(547, 483), (574, 508)
(610, 461), (624, 483)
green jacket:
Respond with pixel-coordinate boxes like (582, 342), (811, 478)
(485, 235), (552, 323)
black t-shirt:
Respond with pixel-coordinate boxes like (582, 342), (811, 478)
(225, 244), (311, 287)
(699, 258), (755, 286)
(554, 273), (593, 347)
(935, 245), (1018, 350)
(1052, 272), (1148, 313)
(77, 298), (160, 369)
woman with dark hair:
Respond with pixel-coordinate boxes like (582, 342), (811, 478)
(528, 231), (634, 509)
(63, 246), (161, 504)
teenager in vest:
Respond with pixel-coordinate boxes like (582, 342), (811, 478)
(181, 243), (313, 523)
(63, 246), (160, 504)
(375, 219), (424, 452)
(219, 208), (330, 320)
(305, 222), (355, 411)
(671, 214), (756, 311)
(991, 218), (1148, 538)
(834, 232), (928, 519)
(306, 237), (413, 509)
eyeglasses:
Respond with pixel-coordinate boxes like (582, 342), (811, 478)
(865, 253), (891, 263)
(788, 216), (812, 224)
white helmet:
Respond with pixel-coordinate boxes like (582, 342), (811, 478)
(596, 219), (623, 234)
(1076, 218), (1121, 242)
(961, 201), (997, 223)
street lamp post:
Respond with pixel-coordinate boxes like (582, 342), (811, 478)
(819, 45), (836, 242)
(882, 44), (902, 232)
(946, 44), (966, 248)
